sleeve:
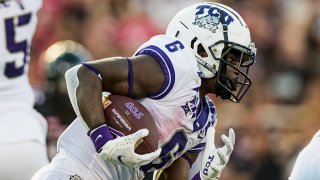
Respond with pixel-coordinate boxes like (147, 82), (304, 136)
(134, 35), (201, 102)
(135, 45), (175, 100)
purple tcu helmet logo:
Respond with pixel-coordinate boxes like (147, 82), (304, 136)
(193, 5), (234, 33)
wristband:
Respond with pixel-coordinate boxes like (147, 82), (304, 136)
(88, 124), (114, 152)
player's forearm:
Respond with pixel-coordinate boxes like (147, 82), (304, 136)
(65, 64), (105, 130)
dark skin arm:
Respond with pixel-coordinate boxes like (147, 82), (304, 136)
(74, 55), (198, 179)
(155, 151), (199, 180)
(75, 55), (164, 129)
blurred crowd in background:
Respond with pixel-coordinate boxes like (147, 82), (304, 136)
(28, 0), (320, 179)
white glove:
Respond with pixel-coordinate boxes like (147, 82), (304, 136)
(99, 128), (162, 168)
(200, 127), (235, 180)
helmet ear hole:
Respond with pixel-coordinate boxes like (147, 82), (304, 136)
(197, 44), (208, 58)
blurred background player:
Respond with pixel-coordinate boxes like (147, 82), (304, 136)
(289, 129), (320, 180)
(32, 2), (256, 180)
(36, 40), (92, 158)
(0, 0), (49, 180)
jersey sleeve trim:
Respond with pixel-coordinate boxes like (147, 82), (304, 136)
(135, 45), (175, 99)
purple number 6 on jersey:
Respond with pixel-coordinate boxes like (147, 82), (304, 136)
(165, 40), (185, 52)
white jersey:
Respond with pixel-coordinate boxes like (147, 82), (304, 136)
(48, 35), (217, 179)
(0, 2), (48, 180)
(135, 35), (217, 172)
(0, 0), (41, 107)
(0, 0), (47, 143)
(289, 130), (320, 180)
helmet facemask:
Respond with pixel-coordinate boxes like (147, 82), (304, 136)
(209, 41), (256, 102)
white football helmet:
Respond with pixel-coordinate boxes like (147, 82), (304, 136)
(166, 2), (256, 102)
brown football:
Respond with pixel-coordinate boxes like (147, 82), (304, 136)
(103, 95), (159, 154)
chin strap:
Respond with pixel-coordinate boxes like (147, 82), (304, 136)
(216, 77), (231, 100)
(196, 56), (217, 77)
(216, 75), (238, 101)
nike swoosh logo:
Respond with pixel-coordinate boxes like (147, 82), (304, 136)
(117, 155), (125, 165)
(95, 135), (102, 142)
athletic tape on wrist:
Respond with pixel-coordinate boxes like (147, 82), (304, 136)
(88, 124), (114, 152)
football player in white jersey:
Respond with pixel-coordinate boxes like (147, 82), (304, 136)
(289, 129), (320, 180)
(32, 2), (256, 180)
(0, 0), (49, 180)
